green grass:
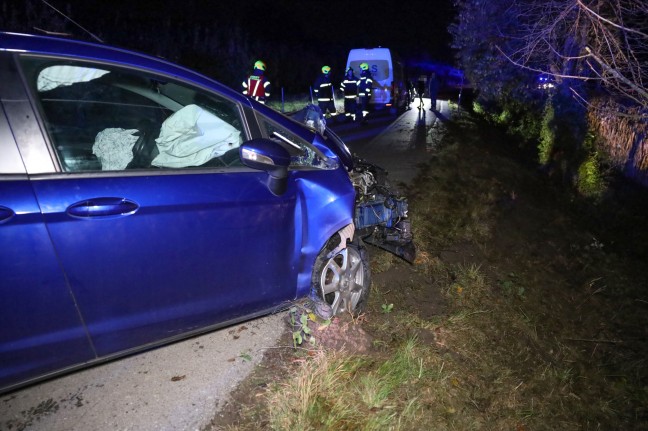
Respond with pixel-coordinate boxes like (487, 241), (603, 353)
(266, 93), (345, 115)
(264, 338), (430, 431)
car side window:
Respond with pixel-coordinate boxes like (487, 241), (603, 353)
(20, 58), (246, 172)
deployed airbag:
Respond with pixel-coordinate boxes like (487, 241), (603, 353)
(152, 104), (241, 168)
(92, 128), (139, 171)
(37, 65), (109, 92)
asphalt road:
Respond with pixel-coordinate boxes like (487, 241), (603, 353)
(333, 98), (449, 186)
(0, 97), (449, 431)
(0, 315), (286, 431)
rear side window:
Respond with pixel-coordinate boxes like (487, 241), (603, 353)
(19, 57), (246, 172)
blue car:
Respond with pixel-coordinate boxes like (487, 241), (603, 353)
(0, 32), (413, 393)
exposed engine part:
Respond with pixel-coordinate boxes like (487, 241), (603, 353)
(350, 157), (416, 263)
(350, 168), (375, 197)
(290, 104), (416, 263)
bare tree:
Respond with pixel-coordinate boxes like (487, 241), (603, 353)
(498, 0), (648, 115)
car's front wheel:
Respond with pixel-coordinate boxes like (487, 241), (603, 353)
(312, 239), (371, 316)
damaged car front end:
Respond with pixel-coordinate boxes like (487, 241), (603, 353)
(350, 158), (415, 263)
(297, 104), (416, 264)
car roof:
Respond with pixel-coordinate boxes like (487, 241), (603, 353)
(0, 32), (244, 102)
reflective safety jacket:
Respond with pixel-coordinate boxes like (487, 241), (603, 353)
(340, 73), (359, 99)
(313, 74), (334, 101)
(242, 70), (271, 102)
(358, 70), (373, 98)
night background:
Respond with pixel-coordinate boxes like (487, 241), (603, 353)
(1, 0), (456, 92)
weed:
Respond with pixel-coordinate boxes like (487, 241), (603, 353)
(288, 306), (329, 348)
(381, 303), (394, 314)
(499, 272), (526, 299)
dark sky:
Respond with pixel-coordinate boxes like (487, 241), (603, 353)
(59, 0), (456, 64)
(233, 0), (456, 63)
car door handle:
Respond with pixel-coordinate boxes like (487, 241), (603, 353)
(67, 198), (139, 219)
(0, 206), (15, 223)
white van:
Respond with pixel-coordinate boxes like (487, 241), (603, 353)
(346, 47), (407, 112)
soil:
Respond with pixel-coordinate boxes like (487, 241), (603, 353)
(206, 111), (648, 430)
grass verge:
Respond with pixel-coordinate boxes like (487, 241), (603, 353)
(211, 110), (648, 431)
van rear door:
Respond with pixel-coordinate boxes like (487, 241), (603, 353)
(346, 48), (405, 111)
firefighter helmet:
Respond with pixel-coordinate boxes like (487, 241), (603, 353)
(360, 62), (369, 71)
(346, 67), (353, 74)
(254, 60), (266, 71)
(322, 65), (331, 74)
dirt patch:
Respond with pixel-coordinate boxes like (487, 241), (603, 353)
(372, 264), (447, 321)
(308, 314), (374, 353)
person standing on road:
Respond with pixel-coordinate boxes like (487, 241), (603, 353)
(416, 75), (426, 109)
(242, 60), (271, 104)
(358, 62), (373, 122)
(340, 67), (359, 122)
(428, 72), (439, 112)
(406, 79), (414, 109)
(313, 65), (338, 119)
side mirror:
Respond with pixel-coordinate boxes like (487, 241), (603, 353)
(240, 139), (290, 196)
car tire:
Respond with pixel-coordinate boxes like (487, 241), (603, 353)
(312, 238), (371, 317)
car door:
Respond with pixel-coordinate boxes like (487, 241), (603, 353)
(13, 56), (299, 357)
(0, 99), (95, 391)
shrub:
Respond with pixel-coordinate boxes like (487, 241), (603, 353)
(577, 152), (605, 198)
(538, 99), (556, 165)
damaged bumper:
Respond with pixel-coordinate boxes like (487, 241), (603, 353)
(350, 158), (416, 263)
(291, 105), (415, 263)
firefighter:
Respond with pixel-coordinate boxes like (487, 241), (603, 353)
(428, 71), (440, 112)
(313, 65), (337, 118)
(242, 60), (271, 104)
(340, 67), (359, 122)
(358, 62), (373, 122)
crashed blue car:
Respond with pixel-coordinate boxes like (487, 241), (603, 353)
(0, 32), (414, 393)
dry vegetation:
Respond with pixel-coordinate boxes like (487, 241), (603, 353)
(209, 111), (648, 431)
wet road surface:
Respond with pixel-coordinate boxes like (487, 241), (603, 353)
(331, 97), (450, 185)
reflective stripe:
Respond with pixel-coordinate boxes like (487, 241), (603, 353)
(251, 79), (261, 96)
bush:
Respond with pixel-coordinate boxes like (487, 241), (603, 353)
(577, 152), (605, 199)
(538, 99), (556, 165)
